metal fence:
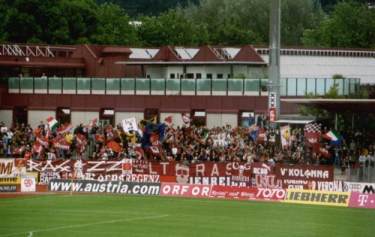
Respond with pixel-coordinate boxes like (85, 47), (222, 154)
(7, 77), (360, 96)
(334, 164), (375, 183)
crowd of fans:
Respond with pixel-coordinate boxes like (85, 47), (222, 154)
(0, 120), (374, 170)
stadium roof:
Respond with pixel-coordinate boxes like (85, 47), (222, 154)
(118, 45), (266, 65)
(281, 98), (375, 113)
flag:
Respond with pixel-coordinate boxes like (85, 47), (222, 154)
(36, 136), (49, 148)
(304, 122), (321, 145)
(280, 125), (290, 148)
(46, 116), (58, 130)
(107, 140), (122, 153)
(322, 130), (341, 146)
(53, 138), (70, 150)
(164, 116), (173, 126)
(322, 130), (339, 141)
(32, 142), (43, 154)
(57, 124), (73, 134)
(76, 134), (87, 146)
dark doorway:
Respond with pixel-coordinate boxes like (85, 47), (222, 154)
(144, 108), (159, 123)
(191, 110), (206, 127)
(56, 107), (71, 124)
(100, 108), (115, 126)
(13, 106), (28, 126)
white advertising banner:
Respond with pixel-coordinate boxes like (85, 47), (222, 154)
(21, 177), (36, 192)
(122, 118), (138, 133)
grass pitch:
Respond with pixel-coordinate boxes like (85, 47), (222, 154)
(0, 194), (374, 237)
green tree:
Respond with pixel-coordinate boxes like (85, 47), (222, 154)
(91, 3), (139, 45)
(303, 1), (375, 48)
(138, 10), (208, 46)
(0, 0), (99, 44)
(181, 0), (323, 46)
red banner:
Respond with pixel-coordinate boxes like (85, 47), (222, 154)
(160, 183), (212, 198)
(274, 164), (334, 189)
(210, 186), (286, 201)
(26, 160), (334, 189)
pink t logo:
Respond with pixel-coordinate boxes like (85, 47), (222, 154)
(358, 194), (369, 206)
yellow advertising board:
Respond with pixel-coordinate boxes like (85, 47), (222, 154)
(284, 189), (350, 207)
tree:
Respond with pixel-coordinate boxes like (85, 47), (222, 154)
(303, 1), (375, 48)
(97, 0), (200, 17)
(180, 0), (323, 46)
(91, 3), (139, 45)
(138, 10), (208, 46)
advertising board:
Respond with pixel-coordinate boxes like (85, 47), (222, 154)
(160, 183), (211, 198)
(49, 179), (160, 196)
(349, 192), (375, 209)
(21, 177), (36, 192)
(0, 185), (17, 192)
(344, 182), (375, 194)
(284, 189), (350, 207)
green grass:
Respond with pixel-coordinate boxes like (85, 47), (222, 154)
(0, 194), (374, 237)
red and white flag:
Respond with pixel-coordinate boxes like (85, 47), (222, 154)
(53, 138), (70, 150)
(57, 124), (73, 134)
(36, 136), (49, 148)
(304, 122), (321, 152)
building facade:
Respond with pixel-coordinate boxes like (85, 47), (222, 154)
(0, 43), (368, 128)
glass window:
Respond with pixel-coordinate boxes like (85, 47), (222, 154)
(239, 111), (255, 127)
(217, 74), (223, 79)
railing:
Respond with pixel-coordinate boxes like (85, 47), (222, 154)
(6, 77), (360, 96)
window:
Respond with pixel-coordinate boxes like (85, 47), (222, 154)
(206, 74), (212, 79)
(169, 73), (175, 79)
(217, 74), (223, 79)
(56, 107), (71, 124)
(186, 73), (194, 79)
(100, 108), (114, 126)
(196, 73), (202, 79)
(239, 111), (255, 127)
(191, 110), (206, 127)
(227, 74), (231, 79)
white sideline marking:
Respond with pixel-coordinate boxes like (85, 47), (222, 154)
(0, 214), (169, 237)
